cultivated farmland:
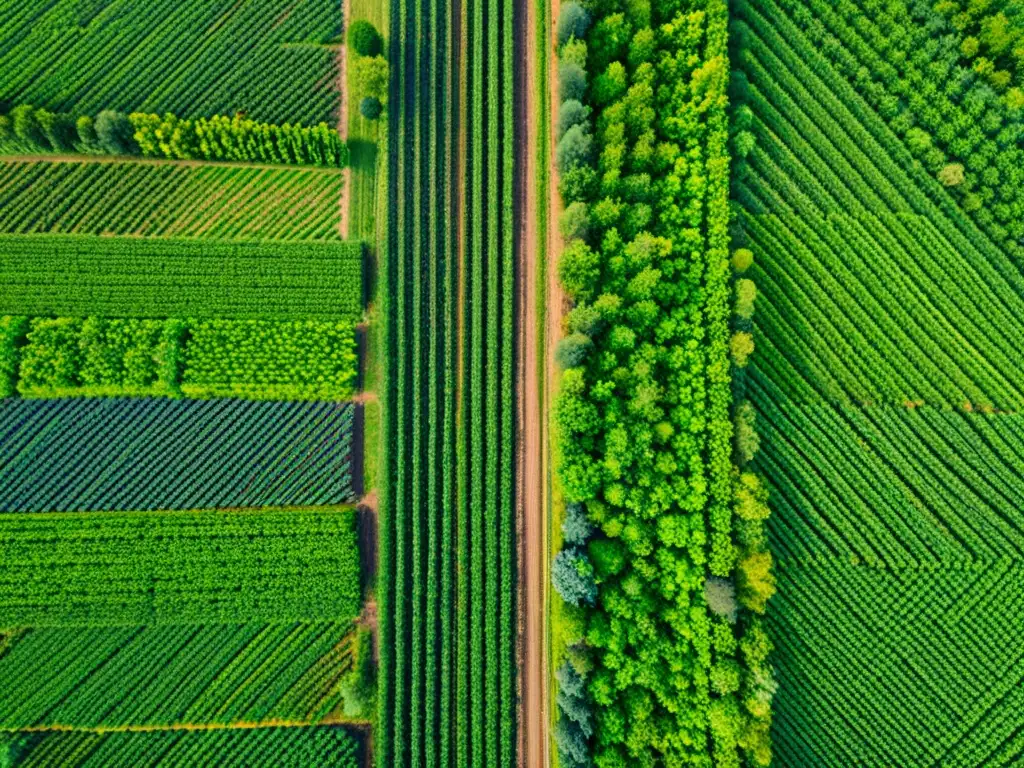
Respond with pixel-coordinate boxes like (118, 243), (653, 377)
(732, 0), (1024, 761)
(0, 0), (375, 760)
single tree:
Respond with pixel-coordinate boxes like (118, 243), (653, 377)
(348, 19), (382, 56)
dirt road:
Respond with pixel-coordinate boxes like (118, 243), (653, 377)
(517, 0), (549, 765)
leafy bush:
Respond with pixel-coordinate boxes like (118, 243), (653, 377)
(348, 19), (382, 57)
(94, 109), (137, 154)
(360, 96), (383, 120)
(562, 502), (594, 546)
(557, 2), (591, 48)
(552, 547), (597, 606)
(559, 62), (588, 102)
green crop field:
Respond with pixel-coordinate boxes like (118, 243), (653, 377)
(1, 0), (1021, 763)
(0, 0), (342, 126)
(731, 0), (1024, 762)
(0, 161), (345, 240)
(377, 0), (517, 763)
(0, 507), (361, 628)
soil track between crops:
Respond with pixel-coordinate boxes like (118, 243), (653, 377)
(516, 0), (547, 764)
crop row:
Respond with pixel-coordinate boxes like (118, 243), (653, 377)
(0, 160), (344, 241)
(0, 621), (354, 728)
(0, 506), (361, 629)
(0, 725), (361, 768)
(0, 234), (363, 320)
(768, 560), (1024, 766)
(0, 398), (357, 513)
(748, 370), (1024, 567)
(377, 0), (518, 764)
(0, 0), (341, 126)
(1, 316), (358, 401)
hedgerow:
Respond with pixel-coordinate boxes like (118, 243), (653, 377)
(3, 317), (358, 401)
(550, 0), (774, 764)
(0, 105), (348, 168)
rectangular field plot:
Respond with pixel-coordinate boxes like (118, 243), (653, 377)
(769, 561), (1024, 767)
(0, 507), (361, 628)
(0, 234), (363, 320)
(0, 399), (357, 513)
(0, 0), (341, 126)
(0, 161), (344, 241)
(1, 725), (360, 768)
(750, 374), (1024, 567)
(0, 622), (354, 728)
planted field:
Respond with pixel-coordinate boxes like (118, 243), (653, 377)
(0, 506), (361, 628)
(0, 399), (357, 513)
(4, 317), (358, 400)
(732, 0), (1024, 761)
(771, 563), (1024, 766)
(0, 234), (363, 320)
(0, 161), (344, 241)
(1, 725), (360, 768)
(378, 0), (517, 764)
(0, 0), (341, 125)
(181, 319), (359, 400)
(0, 622), (355, 728)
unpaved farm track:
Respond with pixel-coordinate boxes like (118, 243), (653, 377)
(516, 0), (547, 764)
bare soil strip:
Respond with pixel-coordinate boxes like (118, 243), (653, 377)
(517, 0), (547, 764)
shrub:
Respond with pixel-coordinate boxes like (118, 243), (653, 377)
(734, 401), (760, 464)
(561, 38), (588, 69)
(558, 100), (591, 140)
(360, 96), (383, 120)
(704, 576), (738, 623)
(562, 502), (594, 545)
(559, 62), (588, 102)
(348, 19), (382, 57)
(732, 248), (754, 272)
(95, 110), (137, 154)
(559, 165), (598, 203)
(556, 333), (593, 369)
(554, 717), (590, 766)
(730, 331), (755, 366)
(557, 2), (591, 48)
(0, 115), (10, 142)
(11, 105), (45, 147)
(339, 627), (376, 718)
(558, 240), (601, 302)
(557, 124), (593, 174)
(75, 115), (98, 151)
(353, 55), (390, 101)
(738, 551), (776, 613)
(35, 109), (76, 151)
(735, 279), (757, 320)
(938, 162), (966, 186)
(552, 547), (597, 606)
(559, 200), (590, 242)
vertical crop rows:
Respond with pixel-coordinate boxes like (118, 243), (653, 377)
(380, 0), (518, 762)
